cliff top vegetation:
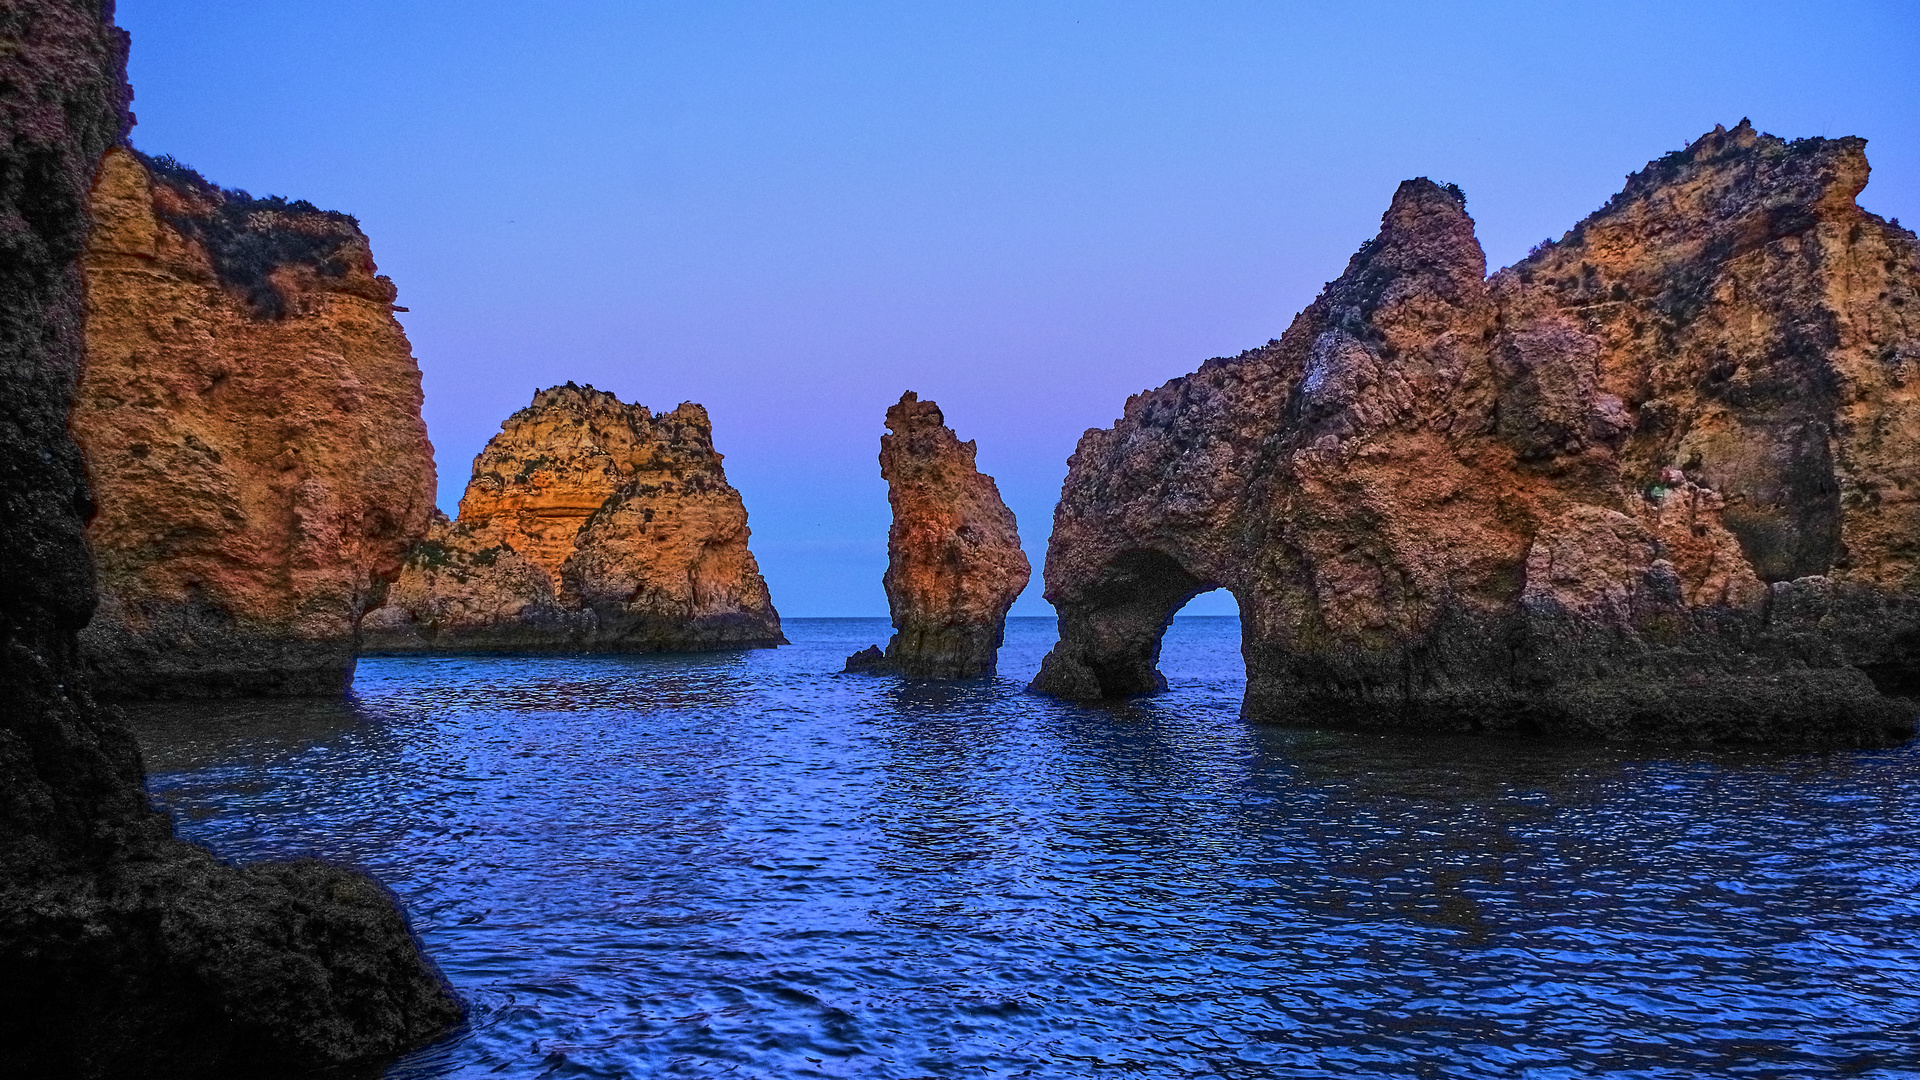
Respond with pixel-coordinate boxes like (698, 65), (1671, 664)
(130, 148), (366, 318)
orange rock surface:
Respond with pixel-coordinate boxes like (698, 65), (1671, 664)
(72, 147), (437, 696)
(447, 382), (653, 581)
(846, 392), (1030, 677)
(1034, 123), (1920, 746)
(362, 384), (784, 652)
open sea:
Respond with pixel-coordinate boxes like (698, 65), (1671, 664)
(123, 616), (1920, 1079)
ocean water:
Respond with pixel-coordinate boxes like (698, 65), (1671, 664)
(123, 616), (1920, 1079)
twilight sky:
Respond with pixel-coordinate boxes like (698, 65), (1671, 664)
(118, 0), (1919, 617)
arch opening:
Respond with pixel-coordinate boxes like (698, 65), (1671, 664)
(1032, 548), (1242, 701)
(1155, 584), (1245, 690)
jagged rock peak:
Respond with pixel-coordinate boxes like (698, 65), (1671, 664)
(1031, 124), (1920, 747)
(363, 384), (784, 654)
(452, 383), (722, 583)
(845, 391), (1030, 679)
(1596, 118), (1868, 221)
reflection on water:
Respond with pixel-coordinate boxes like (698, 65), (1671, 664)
(125, 617), (1920, 1078)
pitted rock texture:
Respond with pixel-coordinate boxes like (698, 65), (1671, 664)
(0, 3), (458, 1076)
(362, 383), (784, 652)
(72, 147), (437, 697)
(845, 392), (1030, 678)
(1033, 122), (1920, 747)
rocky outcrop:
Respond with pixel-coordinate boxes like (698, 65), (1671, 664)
(71, 146), (437, 697)
(1033, 122), (1920, 747)
(362, 383), (784, 652)
(0, 3), (458, 1076)
(845, 392), (1030, 677)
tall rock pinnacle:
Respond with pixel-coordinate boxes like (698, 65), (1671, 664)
(846, 392), (1030, 678)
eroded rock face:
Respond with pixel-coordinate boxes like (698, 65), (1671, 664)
(363, 383), (784, 652)
(0, 3), (458, 1075)
(1033, 122), (1920, 747)
(72, 147), (437, 697)
(846, 392), (1030, 677)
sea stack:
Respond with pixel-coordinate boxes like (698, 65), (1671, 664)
(846, 392), (1030, 678)
(362, 383), (785, 652)
(0, 3), (458, 1073)
(1032, 123), (1920, 747)
(72, 147), (438, 697)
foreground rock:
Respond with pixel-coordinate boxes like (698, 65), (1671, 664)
(1033, 122), (1920, 747)
(363, 383), (784, 652)
(846, 393), (1029, 677)
(72, 147), (437, 697)
(0, 4), (459, 1075)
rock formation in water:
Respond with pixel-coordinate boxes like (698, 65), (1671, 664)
(845, 392), (1030, 677)
(1033, 122), (1920, 747)
(71, 146), (437, 697)
(362, 383), (785, 652)
(0, 3), (459, 1075)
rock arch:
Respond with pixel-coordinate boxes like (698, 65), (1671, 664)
(1028, 126), (1920, 747)
(1030, 548), (1224, 699)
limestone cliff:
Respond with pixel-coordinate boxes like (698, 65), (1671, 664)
(363, 383), (784, 652)
(1033, 122), (1920, 747)
(72, 147), (437, 697)
(845, 392), (1030, 677)
(0, 3), (458, 1075)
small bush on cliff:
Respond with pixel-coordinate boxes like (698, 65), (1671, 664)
(510, 455), (555, 485)
(406, 539), (455, 571)
(131, 148), (362, 319)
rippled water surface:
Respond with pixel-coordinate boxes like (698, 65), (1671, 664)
(125, 617), (1920, 1078)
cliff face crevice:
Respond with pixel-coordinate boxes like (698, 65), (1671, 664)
(72, 147), (438, 697)
(845, 392), (1030, 678)
(363, 383), (784, 652)
(0, 3), (458, 1075)
(1033, 123), (1920, 747)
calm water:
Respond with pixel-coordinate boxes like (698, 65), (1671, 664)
(124, 617), (1920, 1079)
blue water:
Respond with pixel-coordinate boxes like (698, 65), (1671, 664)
(123, 617), (1920, 1079)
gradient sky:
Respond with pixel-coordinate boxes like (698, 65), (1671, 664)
(118, 0), (1919, 617)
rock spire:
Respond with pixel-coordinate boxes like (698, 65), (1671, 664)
(846, 392), (1030, 678)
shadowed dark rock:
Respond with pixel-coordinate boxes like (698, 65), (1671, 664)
(0, 3), (459, 1074)
(843, 644), (889, 672)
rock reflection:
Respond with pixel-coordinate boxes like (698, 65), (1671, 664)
(123, 693), (387, 773)
(863, 678), (1041, 932)
(362, 652), (756, 713)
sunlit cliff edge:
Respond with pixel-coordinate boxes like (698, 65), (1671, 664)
(73, 147), (437, 697)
